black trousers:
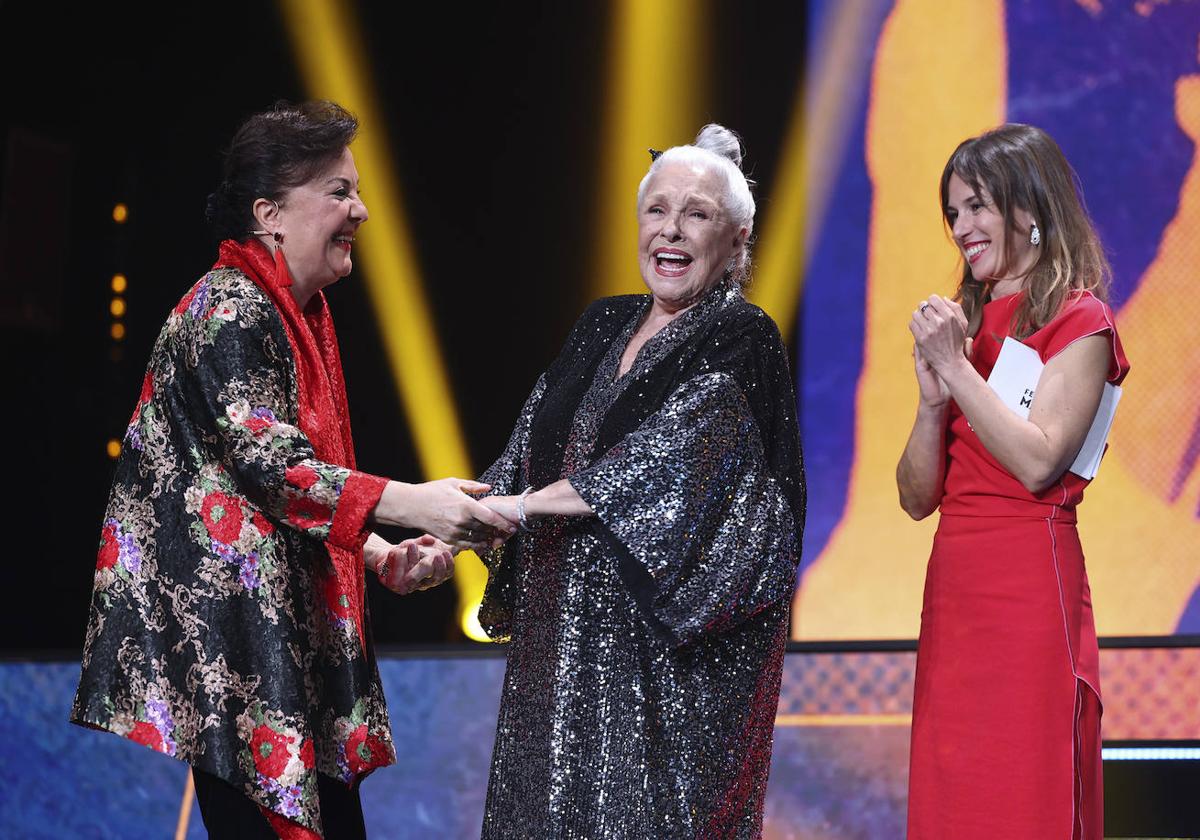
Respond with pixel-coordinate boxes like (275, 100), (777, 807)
(191, 767), (367, 839)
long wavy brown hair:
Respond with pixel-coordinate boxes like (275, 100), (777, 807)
(940, 124), (1112, 339)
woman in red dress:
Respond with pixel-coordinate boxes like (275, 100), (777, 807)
(898, 124), (1129, 839)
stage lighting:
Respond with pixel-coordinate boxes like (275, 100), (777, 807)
(460, 598), (490, 643)
(281, 0), (486, 640)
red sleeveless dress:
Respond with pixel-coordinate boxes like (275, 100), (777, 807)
(906, 290), (1129, 840)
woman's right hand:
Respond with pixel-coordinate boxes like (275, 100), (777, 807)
(910, 296), (972, 408)
(376, 535), (456, 595)
(913, 345), (950, 407)
(375, 478), (516, 552)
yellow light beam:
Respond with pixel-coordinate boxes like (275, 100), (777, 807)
(174, 770), (195, 840)
(792, 0), (1007, 639)
(749, 0), (884, 341)
(278, 0), (488, 640)
(593, 0), (706, 301)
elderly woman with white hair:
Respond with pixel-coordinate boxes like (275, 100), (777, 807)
(475, 125), (806, 838)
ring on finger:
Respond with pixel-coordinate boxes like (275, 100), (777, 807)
(919, 303), (930, 314)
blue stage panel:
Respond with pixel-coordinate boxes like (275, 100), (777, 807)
(0, 652), (916, 838)
(363, 657), (506, 838)
(2, 646), (1196, 837)
(0, 662), (201, 840)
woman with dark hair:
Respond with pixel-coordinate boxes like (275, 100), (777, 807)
(898, 124), (1129, 839)
(71, 101), (513, 839)
(474, 124), (805, 838)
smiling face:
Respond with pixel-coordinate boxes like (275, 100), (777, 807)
(637, 162), (746, 312)
(276, 147), (368, 292)
(945, 172), (1037, 286)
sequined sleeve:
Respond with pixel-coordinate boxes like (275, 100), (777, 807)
(569, 370), (799, 646)
(477, 375), (547, 638)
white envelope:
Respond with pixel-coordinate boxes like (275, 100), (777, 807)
(986, 336), (1121, 480)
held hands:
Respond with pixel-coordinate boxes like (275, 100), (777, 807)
(478, 482), (592, 526)
(479, 494), (524, 530)
(910, 295), (973, 406)
(374, 534), (455, 595)
(393, 478), (516, 552)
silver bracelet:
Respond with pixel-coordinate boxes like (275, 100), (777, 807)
(516, 487), (536, 532)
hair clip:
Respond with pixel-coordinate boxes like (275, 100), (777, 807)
(648, 148), (663, 162)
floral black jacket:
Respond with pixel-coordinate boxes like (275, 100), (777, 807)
(72, 264), (391, 835)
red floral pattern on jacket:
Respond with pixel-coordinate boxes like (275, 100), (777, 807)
(72, 267), (393, 835)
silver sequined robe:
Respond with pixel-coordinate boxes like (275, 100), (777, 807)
(479, 282), (805, 839)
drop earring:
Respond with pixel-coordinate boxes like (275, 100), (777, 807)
(250, 230), (284, 245)
(250, 200), (284, 246)
(1029, 223), (1041, 246)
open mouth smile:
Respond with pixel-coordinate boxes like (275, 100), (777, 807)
(964, 240), (989, 264)
(653, 247), (693, 277)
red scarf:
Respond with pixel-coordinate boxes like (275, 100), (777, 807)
(213, 238), (369, 655)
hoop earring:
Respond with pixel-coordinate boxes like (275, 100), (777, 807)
(1029, 223), (1041, 247)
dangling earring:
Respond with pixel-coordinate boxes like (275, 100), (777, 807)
(251, 200), (285, 247)
(250, 230), (284, 245)
(1029, 222), (1041, 246)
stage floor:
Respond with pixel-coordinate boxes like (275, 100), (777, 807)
(2, 643), (1196, 838)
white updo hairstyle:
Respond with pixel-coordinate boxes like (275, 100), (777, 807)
(636, 123), (757, 285)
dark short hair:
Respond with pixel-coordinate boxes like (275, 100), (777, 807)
(205, 100), (359, 241)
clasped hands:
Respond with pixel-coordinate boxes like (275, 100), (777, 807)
(909, 294), (973, 407)
(372, 477), (567, 596)
(476, 493), (529, 532)
(368, 479), (533, 596)
(412, 479), (539, 546)
(371, 534), (456, 596)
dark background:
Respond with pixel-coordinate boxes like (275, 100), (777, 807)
(0, 1), (807, 651)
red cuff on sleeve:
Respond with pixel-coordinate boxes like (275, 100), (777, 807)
(327, 470), (388, 554)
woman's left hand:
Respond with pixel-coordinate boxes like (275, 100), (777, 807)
(375, 534), (455, 595)
(910, 295), (971, 375)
